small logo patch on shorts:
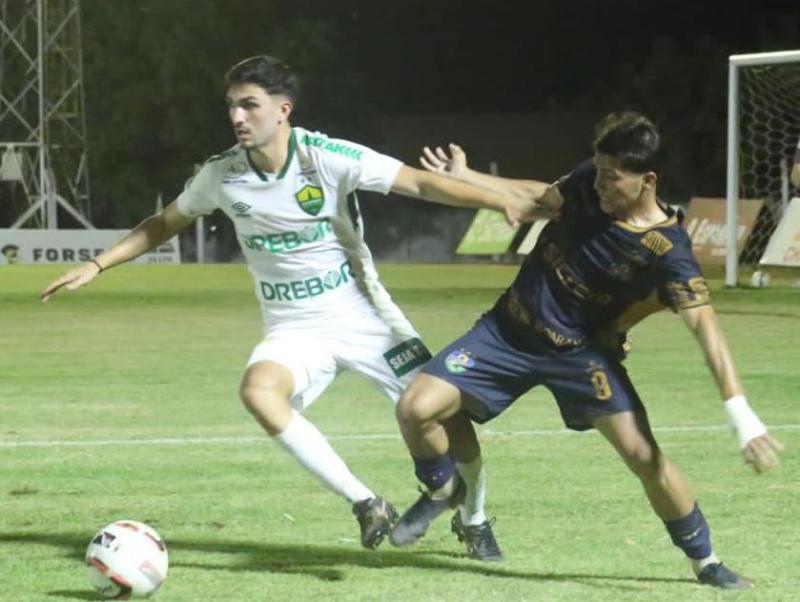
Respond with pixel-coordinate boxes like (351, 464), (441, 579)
(445, 349), (475, 374)
(383, 338), (432, 377)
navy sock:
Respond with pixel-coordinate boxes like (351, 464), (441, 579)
(412, 454), (456, 492)
(664, 503), (712, 559)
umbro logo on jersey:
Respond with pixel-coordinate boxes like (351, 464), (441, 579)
(295, 185), (325, 216)
(231, 202), (252, 218)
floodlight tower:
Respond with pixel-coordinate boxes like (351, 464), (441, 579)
(0, 0), (92, 228)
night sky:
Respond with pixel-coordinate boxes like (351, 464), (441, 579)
(6, 0), (796, 231)
(288, 0), (799, 113)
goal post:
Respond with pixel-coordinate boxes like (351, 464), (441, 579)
(726, 49), (800, 286)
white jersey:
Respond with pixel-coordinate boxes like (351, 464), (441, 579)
(176, 126), (415, 337)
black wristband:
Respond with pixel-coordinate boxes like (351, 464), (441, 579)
(90, 258), (105, 273)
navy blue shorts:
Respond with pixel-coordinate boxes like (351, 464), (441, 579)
(422, 311), (643, 430)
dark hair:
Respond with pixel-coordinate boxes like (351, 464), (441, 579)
(593, 111), (661, 173)
(2, 244), (19, 254)
(224, 55), (300, 103)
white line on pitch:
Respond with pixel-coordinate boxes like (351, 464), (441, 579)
(1, 423), (799, 449)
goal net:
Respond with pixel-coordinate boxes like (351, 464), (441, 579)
(726, 50), (800, 285)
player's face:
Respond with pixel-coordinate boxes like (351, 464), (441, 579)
(593, 153), (651, 215)
(226, 83), (292, 150)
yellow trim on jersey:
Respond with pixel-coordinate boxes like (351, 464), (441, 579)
(613, 214), (677, 232)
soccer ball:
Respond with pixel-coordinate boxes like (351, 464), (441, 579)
(85, 520), (168, 599)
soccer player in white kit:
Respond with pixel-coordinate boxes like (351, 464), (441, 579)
(42, 55), (534, 551)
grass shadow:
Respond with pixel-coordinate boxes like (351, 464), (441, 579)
(2, 530), (695, 594)
(46, 591), (100, 600)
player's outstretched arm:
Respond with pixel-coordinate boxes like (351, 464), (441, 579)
(420, 143), (550, 208)
(680, 304), (784, 473)
(41, 201), (195, 302)
(391, 165), (560, 225)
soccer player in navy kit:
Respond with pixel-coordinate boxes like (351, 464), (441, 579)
(389, 112), (783, 588)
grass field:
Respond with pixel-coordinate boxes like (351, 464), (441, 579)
(1, 264), (799, 601)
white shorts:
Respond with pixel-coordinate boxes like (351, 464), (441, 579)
(245, 311), (431, 411)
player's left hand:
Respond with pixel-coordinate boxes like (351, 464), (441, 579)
(741, 432), (784, 474)
(419, 144), (468, 179)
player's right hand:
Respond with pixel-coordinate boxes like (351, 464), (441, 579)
(504, 197), (534, 226)
(41, 261), (102, 302)
(741, 432), (784, 474)
(506, 195), (560, 226)
(420, 143), (468, 179)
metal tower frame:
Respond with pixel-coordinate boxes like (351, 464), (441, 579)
(0, 0), (92, 229)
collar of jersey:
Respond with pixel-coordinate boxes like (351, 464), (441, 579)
(614, 200), (677, 232)
(245, 129), (297, 182)
(614, 214), (677, 232)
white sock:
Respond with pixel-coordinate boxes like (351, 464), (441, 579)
(457, 456), (487, 526)
(691, 553), (720, 575)
(275, 411), (374, 504)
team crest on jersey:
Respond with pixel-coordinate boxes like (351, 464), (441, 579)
(445, 348), (475, 374)
(295, 184), (325, 216)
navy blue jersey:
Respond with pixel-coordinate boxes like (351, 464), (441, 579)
(496, 159), (709, 353)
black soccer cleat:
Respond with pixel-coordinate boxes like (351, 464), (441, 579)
(451, 512), (504, 561)
(696, 562), (754, 590)
(352, 496), (398, 550)
(389, 475), (466, 547)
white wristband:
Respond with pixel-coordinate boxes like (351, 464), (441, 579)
(724, 395), (767, 449)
